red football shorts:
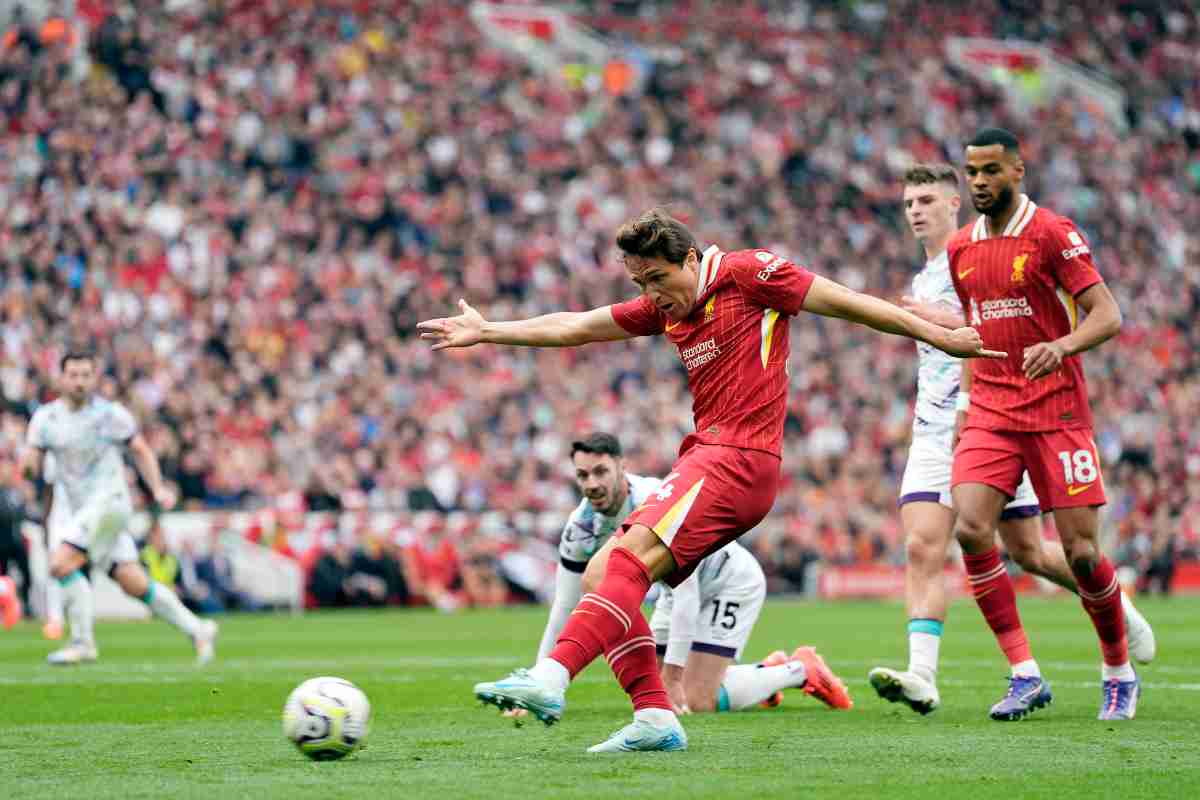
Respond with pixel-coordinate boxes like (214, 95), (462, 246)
(952, 426), (1106, 511)
(620, 438), (780, 587)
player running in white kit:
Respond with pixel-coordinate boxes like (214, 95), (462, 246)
(21, 350), (218, 665)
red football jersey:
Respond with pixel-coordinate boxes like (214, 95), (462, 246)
(611, 245), (814, 456)
(948, 194), (1104, 432)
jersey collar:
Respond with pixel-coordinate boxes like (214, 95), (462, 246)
(971, 194), (1038, 241)
(697, 244), (723, 296)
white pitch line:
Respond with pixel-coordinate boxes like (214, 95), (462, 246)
(840, 657), (1193, 675)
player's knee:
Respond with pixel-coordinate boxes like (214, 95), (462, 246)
(953, 514), (992, 548)
(905, 532), (943, 569)
(49, 550), (81, 580)
(114, 566), (148, 598)
(1066, 541), (1099, 578)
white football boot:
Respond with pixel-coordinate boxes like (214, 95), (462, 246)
(868, 667), (940, 715)
(474, 668), (565, 726)
(587, 716), (688, 753)
(47, 641), (99, 666)
(193, 619), (219, 666)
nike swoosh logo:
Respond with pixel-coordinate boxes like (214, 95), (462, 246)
(958, 268), (976, 279)
(1067, 484), (1092, 496)
(665, 321), (681, 331)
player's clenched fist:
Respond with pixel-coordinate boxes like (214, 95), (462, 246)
(418, 299), (485, 350)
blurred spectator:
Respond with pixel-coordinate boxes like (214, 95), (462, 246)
(400, 522), (463, 611)
(139, 517), (180, 589)
(0, 451), (33, 615)
(179, 524), (264, 614)
(761, 521), (822, 594)
(349, 532), (409, 606)
(459, 535), (509, 608)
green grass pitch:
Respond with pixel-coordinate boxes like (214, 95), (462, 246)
(2, 596), (1197, 799)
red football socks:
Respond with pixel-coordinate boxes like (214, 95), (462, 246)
(547, 547), (670, 710)
(1074, 555), (1128, 666)
(963, 547), (1034, 666)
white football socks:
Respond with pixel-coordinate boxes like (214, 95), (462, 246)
(143, 582), (203, 638)
(908, 632), (941, 682)
(528, 657), (570, 692)
(60, 571), (94, 646)
(633, 707), (677, 727)
(720, 662), (807, 711)
(1012, 659), (1042, 678)
(1101, 662), (1136, 682)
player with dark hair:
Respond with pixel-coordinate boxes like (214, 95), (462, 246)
(420, 208), (1000, 752)
(19, 350), (218, 665)
(914, 129), (1140, 721)
(868, 164), (1154, 715)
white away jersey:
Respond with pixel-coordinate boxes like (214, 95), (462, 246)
(558, 473), (661, 571)
(658, 538), (762, 604)
(26, 396), (138, 513)
(911, 251), (963, 439)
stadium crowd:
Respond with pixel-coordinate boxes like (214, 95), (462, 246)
(0, 0), (1197, 604)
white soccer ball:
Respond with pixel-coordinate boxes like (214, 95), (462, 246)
(282, 676), (370, 761)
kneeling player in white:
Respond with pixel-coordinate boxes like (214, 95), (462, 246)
(871, 166), (1154, 713)
(516, 433), (850, 719)
(650, 542), (850, 713)
(21, 351), (218, 665)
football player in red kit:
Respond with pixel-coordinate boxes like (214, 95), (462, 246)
(943, 128), (1139, 721)
(419, 208), (1000, 752)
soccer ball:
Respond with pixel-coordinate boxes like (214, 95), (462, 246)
(282, 677), (370, 760)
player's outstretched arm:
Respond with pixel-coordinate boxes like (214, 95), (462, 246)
(901, 296), (966, 330)
(802, 276), (1005, 359)
(1023, 282), (1122, 379)
(418, 299), (635, 350)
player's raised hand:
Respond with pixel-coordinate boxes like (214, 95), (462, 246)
(1022, 341), (1066, 379)
(942, 327), (1006, 359)
(417, 299), (486, 351)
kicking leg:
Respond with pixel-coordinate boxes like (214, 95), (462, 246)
(475, 526), (676, 728)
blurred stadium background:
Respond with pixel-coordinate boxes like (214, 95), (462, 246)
(1, 0), (1198, 622)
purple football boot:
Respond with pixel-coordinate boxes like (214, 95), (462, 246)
(989, 675), (1053, 721)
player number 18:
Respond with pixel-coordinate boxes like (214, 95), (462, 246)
(1057, 449), (1097, 485)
